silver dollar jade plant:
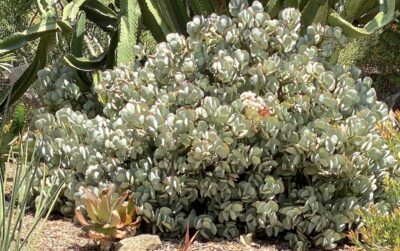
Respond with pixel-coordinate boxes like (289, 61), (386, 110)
(29, 0), (398, 249)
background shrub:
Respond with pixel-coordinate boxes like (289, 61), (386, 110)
(0, 0), (37, 64)
(30, 1), (397, 249)
(339, 22), (400, 100)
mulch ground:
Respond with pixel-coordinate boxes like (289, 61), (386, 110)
(19, 214), (355, 251)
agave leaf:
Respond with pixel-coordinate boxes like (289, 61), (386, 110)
(62, 0), (86, 21)
(125, 197), (136, 225)
(266, 0), (283, 18)
(328, 0), (395, 38)
(62, 1), (75, 20)
(37, 0), (53, 14)
(75, 208), (94, 227)
(239, 233), (253, 247)
(0, 32), (57, 109)
(63, 52), (107, 71)
(300, 0), (323, 29)
(184, 221), (191, 250)
(180, 221), (199, 251)
(353, 0), (377, 20)
(312, 1), (329, 24)
(81, 0), (118, 32)
(299, 0), (309, 10)
(0, 17), (59, 55)
(283, 0), (299, 8)
(131, 216), (141, 226)
(341, 0), (364, 21)
(0, 86), (12, 109)
(72, 11), (86, 57)
(56, 20), (75, 34)
(104, 184), (114, 201)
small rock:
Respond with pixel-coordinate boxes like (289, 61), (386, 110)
(115, 234), (162, 251)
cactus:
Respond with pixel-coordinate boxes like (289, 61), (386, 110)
(328, 0), (396, 38)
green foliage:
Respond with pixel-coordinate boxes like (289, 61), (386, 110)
(29, 1), (397, 249)
(327, 0), (395, 38)
(348, 176), (400, 250)
(0, 0), (139, 108)
(347, 108), (400, 250)
(379, 113), (400, 150)
(338, 27), (400, 100)
(252, 0), (397, 38)
(0, 0), (36, 63)
(0, 104), (26, 158)
(75, 184), (140, 249)
(0, 133), (67, 251)
(1, 0), (397, 112)
(0, 0), (33, 36)
(348, 205), (400, 250)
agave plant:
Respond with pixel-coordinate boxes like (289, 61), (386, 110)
(0, 0), (397, 111)
(75, 184), (140, 250)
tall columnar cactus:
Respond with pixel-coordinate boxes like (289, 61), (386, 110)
(29, 1), (398, 249)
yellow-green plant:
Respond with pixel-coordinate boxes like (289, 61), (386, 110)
(378, 111), (400, 163)
(348, 205), (400, 250)
(348, 113), (400, 250)
(75, 185), (140, 250)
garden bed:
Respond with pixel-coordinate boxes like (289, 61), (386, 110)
(20, 213), (355, 251)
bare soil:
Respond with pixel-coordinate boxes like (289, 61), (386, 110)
(19, 214), (355, 251)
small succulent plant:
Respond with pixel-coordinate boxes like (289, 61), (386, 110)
(75, 184), (140, 249)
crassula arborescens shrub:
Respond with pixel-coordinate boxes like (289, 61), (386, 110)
(30, 0), (398, 249)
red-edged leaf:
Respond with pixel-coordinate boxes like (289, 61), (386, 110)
(75, 208), (93, 228)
